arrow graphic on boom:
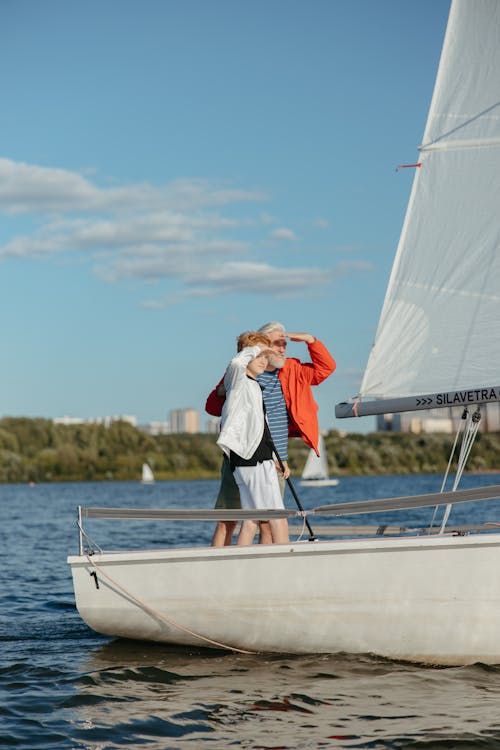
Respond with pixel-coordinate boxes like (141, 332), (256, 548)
(416, 397), (433, 407)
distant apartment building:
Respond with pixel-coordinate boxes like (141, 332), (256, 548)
(54, 411), (208, 435)
(378, 401), (500, 434)
(205, 416), (221, 434)
(54, 414), (137, 427)
(169, 408), (199, 434)
(138, 421), (170, 436)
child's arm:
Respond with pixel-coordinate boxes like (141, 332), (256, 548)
(223, 346), (263, 391)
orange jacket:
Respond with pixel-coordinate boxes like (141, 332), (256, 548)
(205, 339), (335, 454)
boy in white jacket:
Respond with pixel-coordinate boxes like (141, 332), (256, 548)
(217, 332), (289, 545)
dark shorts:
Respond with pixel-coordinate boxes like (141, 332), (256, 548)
(214, 454), (284, 509)
(215, 455), (241, 509)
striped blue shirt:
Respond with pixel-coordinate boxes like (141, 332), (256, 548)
(257, 369), (289, 461)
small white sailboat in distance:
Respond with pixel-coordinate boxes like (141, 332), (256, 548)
(141, 462), (154, 484)
(299, 434), (339, 487)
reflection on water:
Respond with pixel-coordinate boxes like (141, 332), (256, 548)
(73, 639), (500, 749)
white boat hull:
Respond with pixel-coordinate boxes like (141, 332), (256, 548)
(299, 478), (339, 487)
(68, 532), (500, 665)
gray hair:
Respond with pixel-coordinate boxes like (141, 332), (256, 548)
(257, 321), (286, 336)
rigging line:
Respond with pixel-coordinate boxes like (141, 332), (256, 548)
(453, 410), (481, 487)
(292, 513), (307, 543)
(77, 518), (102, 555)
(439, 409), (482, 534)
(419, 137), (500, 152)
(419, 101), (500, 151)
(84, 555), (256, 655)
(441, 410), (467, 493)
(452, 412), (482, 490)
(429, 409), (469, 531)
(437, 412), (474, 533)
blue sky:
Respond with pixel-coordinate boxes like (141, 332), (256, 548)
(1, 0), (450, 432)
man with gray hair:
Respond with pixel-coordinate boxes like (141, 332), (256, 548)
(206, 322), (336, 546)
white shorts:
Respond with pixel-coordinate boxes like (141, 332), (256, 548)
(233, 460), (284, 510)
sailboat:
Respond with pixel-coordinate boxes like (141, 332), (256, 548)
(68, 0), (500, 665)
(299, 434), (339, 487)
(141, 463), (154, 484)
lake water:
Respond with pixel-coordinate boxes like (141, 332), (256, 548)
(2, 474), (500, 749)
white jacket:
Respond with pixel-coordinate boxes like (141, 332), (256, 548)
(216, 346), (266, 460)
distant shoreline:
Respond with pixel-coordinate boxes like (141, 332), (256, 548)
(1, 417), (499, 484)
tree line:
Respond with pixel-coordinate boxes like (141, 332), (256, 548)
(0, 417), (499, 484)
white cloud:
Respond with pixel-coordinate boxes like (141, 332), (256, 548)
(185, 262), (329, 290)
(270, 227), (297, 241)
(0, 156), (374, 303)
(94, 239), (249, 283)
(140, 259), (363, 304)
(0, 158), (266, 215)
(259, 212), (278, 226)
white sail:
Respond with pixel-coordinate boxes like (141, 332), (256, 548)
(302, 435), (328, 480)
(361, 0), (500, 401)
(300, 435), (339, 486)
(141, 463), (154, 484)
